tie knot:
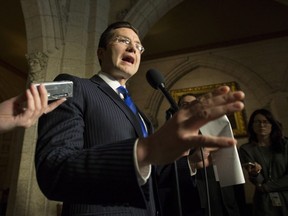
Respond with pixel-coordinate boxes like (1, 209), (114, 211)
(117, 86), (129, 98)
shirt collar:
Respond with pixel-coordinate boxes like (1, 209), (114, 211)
(98, 72), (124, 93)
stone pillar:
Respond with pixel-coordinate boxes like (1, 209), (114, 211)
(6, 0), (111, 215)
(26, 51), (48, 83)
(5, 50), (60, 215)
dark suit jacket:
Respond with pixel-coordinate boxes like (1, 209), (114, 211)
(35, 74), (158, 216)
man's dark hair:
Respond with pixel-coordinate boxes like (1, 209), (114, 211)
(98, 21), (139, 49)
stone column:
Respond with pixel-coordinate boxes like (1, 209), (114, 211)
(26, 51), (48, 84)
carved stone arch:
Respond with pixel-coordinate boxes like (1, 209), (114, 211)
(124, 0), (184, 39)
(145, 55), (273, 127)
(165, 55), (273, 94)
(21, 0), (67, 52)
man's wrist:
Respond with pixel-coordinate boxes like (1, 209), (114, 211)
(134, 139), (151, 185)
(136, 138), (150, 167)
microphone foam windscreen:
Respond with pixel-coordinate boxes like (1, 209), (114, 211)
(146, 69), (165, 89)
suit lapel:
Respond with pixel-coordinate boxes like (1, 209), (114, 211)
(90, 75), (146, 137)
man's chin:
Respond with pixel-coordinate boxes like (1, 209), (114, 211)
(118, 68), (136, 78)
(109, 70), (133, 81)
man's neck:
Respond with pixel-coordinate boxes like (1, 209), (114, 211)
(99, 71), (127, 86)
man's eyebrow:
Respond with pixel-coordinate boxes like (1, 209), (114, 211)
(118, 35), (142, 44)
(117, 35), (129, 39)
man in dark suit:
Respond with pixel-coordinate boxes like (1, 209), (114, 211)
(35, 21), (245, 216)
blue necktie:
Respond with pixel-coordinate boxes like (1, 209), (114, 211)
(117, 86), (148, 137)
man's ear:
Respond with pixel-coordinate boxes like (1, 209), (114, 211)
(97, 48), (104, 59)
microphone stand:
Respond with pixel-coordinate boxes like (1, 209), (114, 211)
(173, 158), (183, 216)
(146, 69), (182, 216)
(160, 84), (182, 216)
(158, 83), (178, 112)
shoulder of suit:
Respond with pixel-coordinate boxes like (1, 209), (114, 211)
(54, 73), (82, 81)
(53, 73), (99, 84)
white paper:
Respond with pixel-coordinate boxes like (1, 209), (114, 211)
(200, 115), (245, 187)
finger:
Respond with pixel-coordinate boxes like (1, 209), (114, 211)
(45, 98), (66, 113)
(214, 91), (245, 107)
(23, 84), (44, 126)
(15, 89), (35, 127)
(196, 86), (229, 102)
(24, 88), (35, 115)
(37, 84), (48, 110)
(182, 89), (244, 122)
(197, 90), (245, 111)
(201, 100), (244, 120)
(205, 147), (219, 152)
(181, 87), (228, 109)
(30, 84), (43, 113)
(184, 135), (236, 150)
(202, 148), (210, 158)
(182, 100), (244, 132)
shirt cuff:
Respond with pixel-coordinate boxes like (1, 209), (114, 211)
(134, 139), (151, 185)
(187, 157), (197, 176)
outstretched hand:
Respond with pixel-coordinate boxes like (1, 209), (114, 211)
(0, 84), (66, 133)
(137, 85), (245, 166)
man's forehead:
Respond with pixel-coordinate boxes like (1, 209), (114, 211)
(113, 28), (140, 39)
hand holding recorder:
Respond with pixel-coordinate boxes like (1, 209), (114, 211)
(0, 83), (69, 133)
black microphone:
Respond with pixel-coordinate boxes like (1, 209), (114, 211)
(146, 68), (183, 216)
(146, 69), (179, 112)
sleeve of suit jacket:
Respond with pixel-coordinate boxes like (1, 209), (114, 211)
(35, 73), (147, 207)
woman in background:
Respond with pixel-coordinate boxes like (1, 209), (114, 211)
(239, 108), (288, 216)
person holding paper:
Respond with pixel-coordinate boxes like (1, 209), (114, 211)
(157, 93), (246, 216)
(239, 108), (288, 216)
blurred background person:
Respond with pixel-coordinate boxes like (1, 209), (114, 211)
(239, 108), (288, 216)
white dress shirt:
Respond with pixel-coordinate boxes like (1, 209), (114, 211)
(98, 72), (151, 185)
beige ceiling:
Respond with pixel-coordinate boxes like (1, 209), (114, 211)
(1, 0), (288, 78)
(142, 0), (288, 60)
